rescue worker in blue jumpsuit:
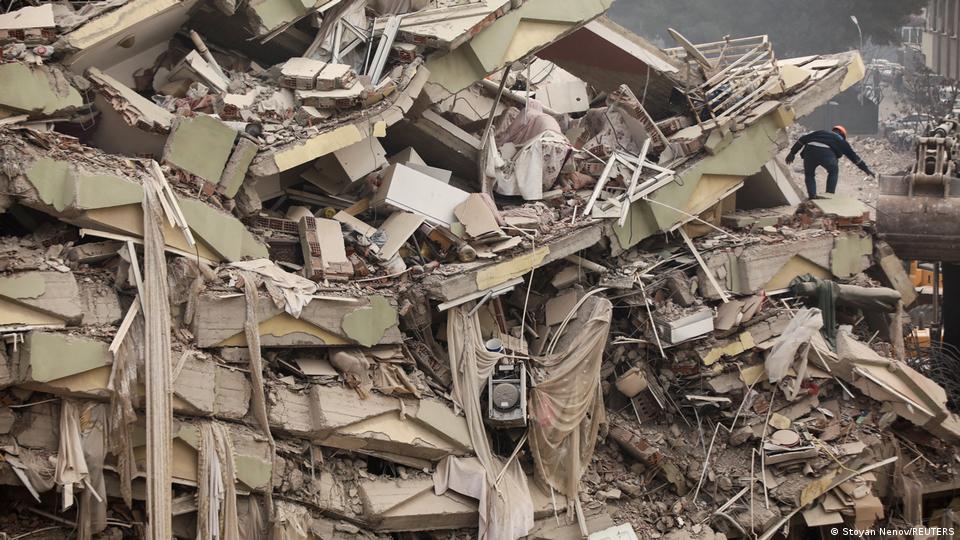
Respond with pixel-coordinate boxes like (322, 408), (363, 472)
(785, 125), (876, 198)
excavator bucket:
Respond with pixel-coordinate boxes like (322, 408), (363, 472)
(878, 122), (960, 263)
(877, 174), (960, 262)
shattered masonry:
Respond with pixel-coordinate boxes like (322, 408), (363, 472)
(0, 1), (954, 540)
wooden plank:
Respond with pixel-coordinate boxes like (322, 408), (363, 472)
(583, 154), (617, 216)
(125, 241), (145, 301)
(109, 296), (141, 355)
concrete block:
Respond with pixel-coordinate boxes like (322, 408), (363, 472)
(78, 280), (122, 326)
(387, 147), (426, 167)
(372, 163), (470, 228)
(537, 80), (590, 114)
(164, 114), (238, 183)
(0, 407), (12, 436)
(280, 58), (354, 90)
(173, 354), (251, 420)
(11, 401), (59, 450)
(405, 162), (452, 184)
(218, 137), (259, 198)
(66, 241), (122, 264)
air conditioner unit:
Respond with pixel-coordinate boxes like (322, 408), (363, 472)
(486, 360), (527, 429)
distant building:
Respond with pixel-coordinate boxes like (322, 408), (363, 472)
(903, 14), (926, 45)
(898, 12), (926, 76)
(923, 0), (960, 79)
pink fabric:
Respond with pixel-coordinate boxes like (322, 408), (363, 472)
(495, 101), (563, 146)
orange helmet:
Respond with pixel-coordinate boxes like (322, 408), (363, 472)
(832, 125), (848, 139)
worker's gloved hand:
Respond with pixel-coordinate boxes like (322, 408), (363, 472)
(786, 155), (795, 164)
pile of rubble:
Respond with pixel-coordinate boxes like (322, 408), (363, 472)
(0, 1), (955, 539)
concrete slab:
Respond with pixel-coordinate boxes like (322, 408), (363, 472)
(164, 115), (238, 183)
(698, 233), (835, 298)
(813, 195), (870, 218)
(63, 0), (200, 88)
(831, 232), (873, 278)
(87, 66), (173, 131)
(422, 223), (603, 302)
(359, 472), (567, 533)
(0, 63), (83, 116)
(269, 384), (472, 465)
(422, 0), (615, 93)
(193, 292), (402, 348)
(0, 271), (83, 326)
(19, 331), (110, 384)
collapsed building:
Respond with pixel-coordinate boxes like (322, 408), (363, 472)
(0, 1), (955, 539)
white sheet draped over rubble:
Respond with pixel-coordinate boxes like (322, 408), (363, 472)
(443, 305), (535, 540)
(25, 400), (108, 539)
(441, 295), (612, 538)
(434, 455), (532, 539)
(528, 295), (611, 498)
(230, 259), (319, 318)
(197, 422), (240, 540)
(79, 403), (108, 539)
(765, 308), (823, 383)
(55, 399), (89, 511)
(242, 271), (278, 528)
(489, 101), (570, 200)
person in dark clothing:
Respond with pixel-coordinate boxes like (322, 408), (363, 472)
(786, 125), (876, 198)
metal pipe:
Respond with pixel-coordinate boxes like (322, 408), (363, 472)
(477, 64), (512, 195)
(189, 30), (228, 83)
(935, 262), (942, 343)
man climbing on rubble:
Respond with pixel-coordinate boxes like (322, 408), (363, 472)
(786, 125), (876, 198)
